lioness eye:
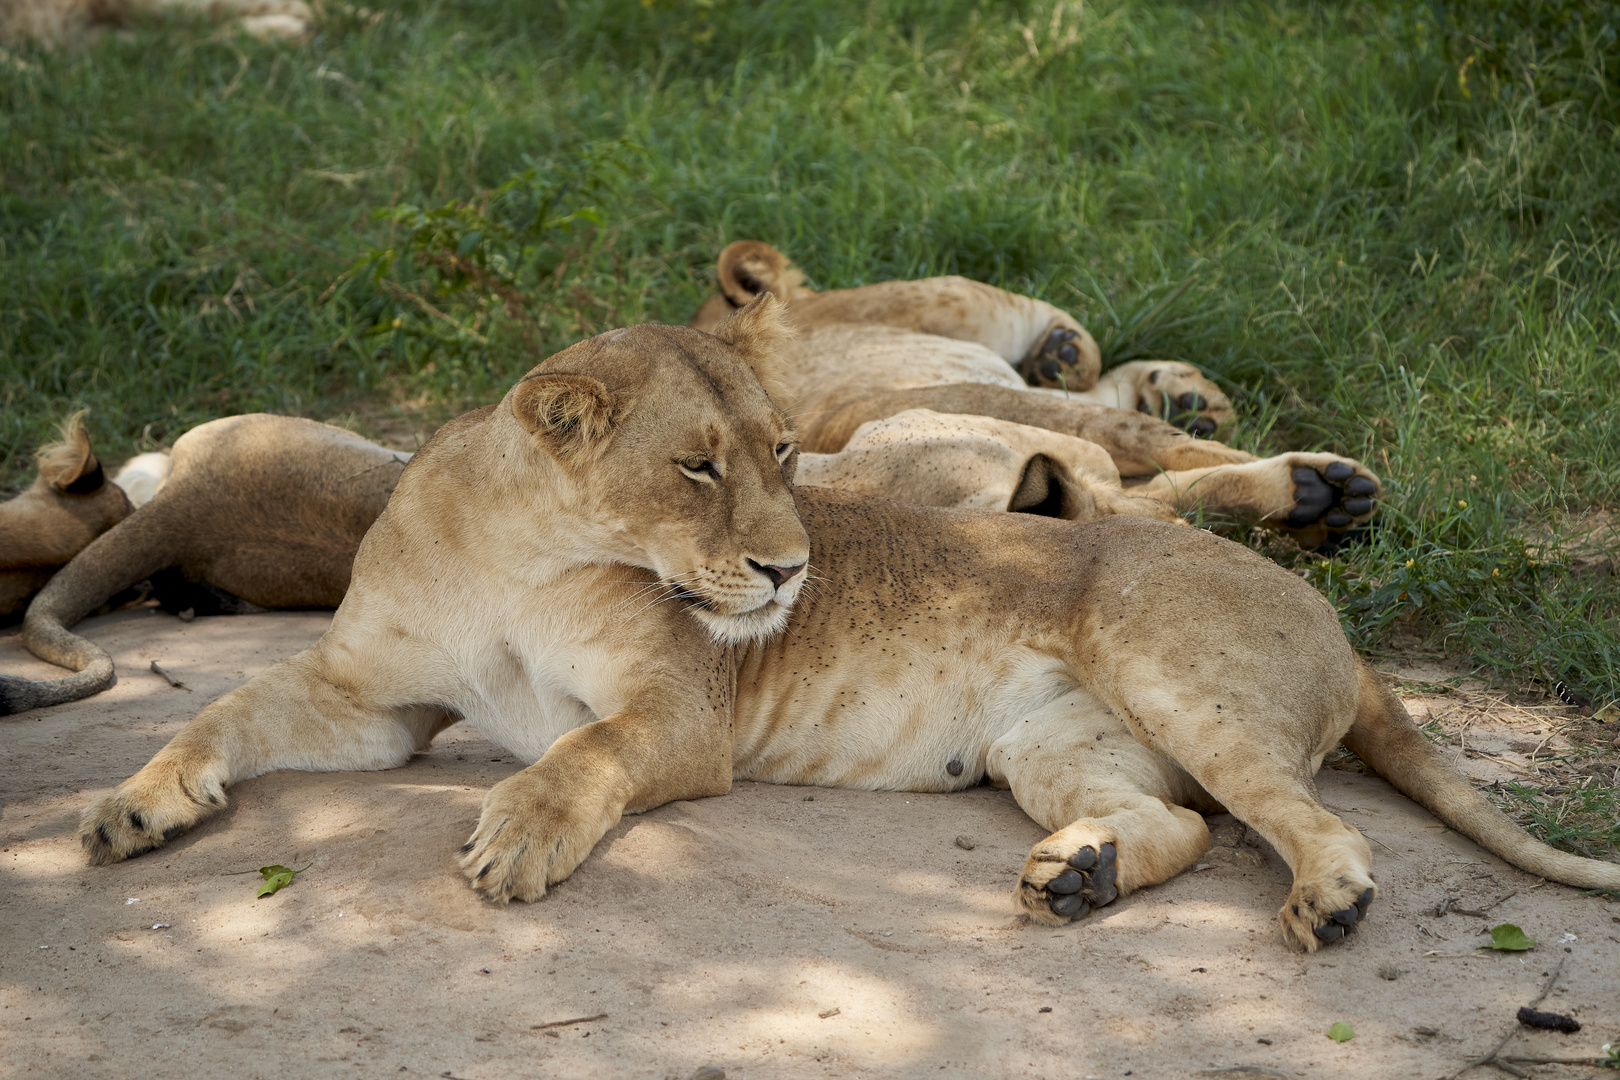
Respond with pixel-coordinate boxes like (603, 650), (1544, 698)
(775, 442), (794, 459)
(678, 458), (720, 482)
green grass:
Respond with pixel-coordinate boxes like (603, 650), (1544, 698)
(2, 0), (1617, 723)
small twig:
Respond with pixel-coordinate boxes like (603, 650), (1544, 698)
(1445, 957), (1565, 1079)
(530, 1013), (607, 1030)
(149, 661), (191, 692)
(1500, 1056), (1612, 1066)
(1451, 891), (1517, 919)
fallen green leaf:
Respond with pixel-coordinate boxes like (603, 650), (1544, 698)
(255, 862), (312, 898)
(1327, 1021), (1355, 1042)
(1477, 923), (1537, 951)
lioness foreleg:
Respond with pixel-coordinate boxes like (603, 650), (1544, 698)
(806, 385), (1257, 474)
(459, 689), (733, 904)
(987, 691), (1211, 926)
(80, 648), (451, 864)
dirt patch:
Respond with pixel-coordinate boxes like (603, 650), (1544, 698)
(2, 610), (1618, 1078)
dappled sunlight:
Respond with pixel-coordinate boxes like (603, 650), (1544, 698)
(5, 614), (1619, 1077)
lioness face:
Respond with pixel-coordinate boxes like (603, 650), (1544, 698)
(513, 311), (811, 646)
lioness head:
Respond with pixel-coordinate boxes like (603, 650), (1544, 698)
(508, 296), (810, 645)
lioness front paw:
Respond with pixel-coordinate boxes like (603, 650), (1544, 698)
(1016, 835), (1123, 926)
(1279, 880), (1376, 952)
(458, 772), (608, 903)
(80, 767), (226, 866)
(1021, 326), (1097, 391)
(1273, 455), (1381, 548)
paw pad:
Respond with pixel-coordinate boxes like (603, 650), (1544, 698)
(1312, 888), (1374, 944)
(1022, 327), (1089, 389)
(1036, 842), (1119, 921)
(1288, 464), (1380, 531)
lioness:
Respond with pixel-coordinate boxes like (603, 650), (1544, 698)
(0, 414), (409, 716)
(79, 299), (1620, 951)
(1, 414), (137, 621)
(691, 241), (1382, 549)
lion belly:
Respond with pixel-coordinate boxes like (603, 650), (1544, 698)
(731, 635), (1073, 791)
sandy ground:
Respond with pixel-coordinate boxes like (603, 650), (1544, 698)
(2, 608), (1617, 1080)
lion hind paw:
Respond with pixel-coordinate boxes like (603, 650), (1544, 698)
(1279, 879), (1376, 952)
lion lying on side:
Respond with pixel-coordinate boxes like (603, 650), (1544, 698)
(0, 414), (409, 715)
(691, 241), (1382, 549)
(78, 299), (1620, 951)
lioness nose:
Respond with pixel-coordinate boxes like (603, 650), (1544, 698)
(748, 560), (805, 589)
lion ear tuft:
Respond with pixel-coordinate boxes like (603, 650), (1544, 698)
(715, 240), (804, 306)
(710, 292), (793, 406)
(36, 410), (105, 494)
(511, 374), (620, 456)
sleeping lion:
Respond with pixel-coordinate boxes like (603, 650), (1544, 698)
(78, 298), (1620, 950)
(691, 240), (1381, 550)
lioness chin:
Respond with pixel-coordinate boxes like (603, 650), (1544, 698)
(79, 297), (1620, 952)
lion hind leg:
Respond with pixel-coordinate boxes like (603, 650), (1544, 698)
(1177, 756), (1375, 952)
(987, 690), (1211, 927)
(1135, 453), (1382, 546)
(80, 647), (452, 865)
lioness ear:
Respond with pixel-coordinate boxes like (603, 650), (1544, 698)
(511, 374), (619, 457)
(37, 410), (106, 494)
(711, 292), (793, 406)
(716, 240), (804, 307)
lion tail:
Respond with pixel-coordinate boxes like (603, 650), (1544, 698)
(1343, 659), (1620, 891)
(0, 506), (176, 717)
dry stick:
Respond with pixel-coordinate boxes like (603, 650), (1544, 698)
(531, 1013), (607, 1030)
(1451, 891), (1517, 919)
(1445, 957), (1566, 1080)
(149, 661), (190, 692)
(1500, 1057), (1611, 1066)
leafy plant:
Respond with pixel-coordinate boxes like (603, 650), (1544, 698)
(1327, 1021), (1355, 1042)
(361, 141), (641, 349)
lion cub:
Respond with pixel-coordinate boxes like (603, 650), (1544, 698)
(79, 299), (1620, 951)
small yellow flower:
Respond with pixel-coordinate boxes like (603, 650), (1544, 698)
(1405, 559), (1415, 568)
(391, 317), (402, 329)
(1492, 568), (1500, 577)
(1457, 500), (1468, 508)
